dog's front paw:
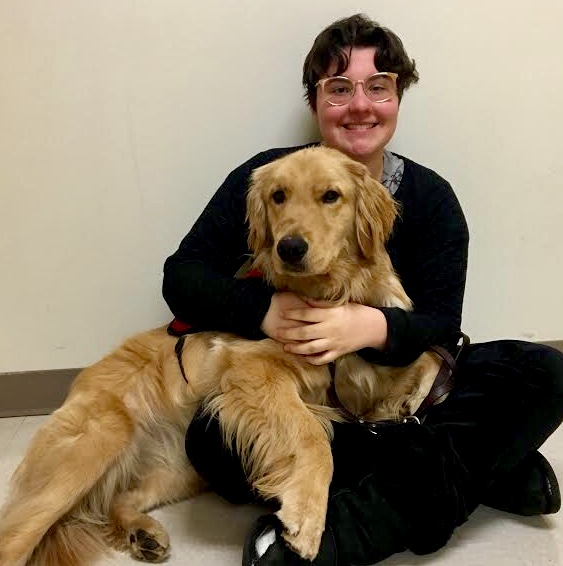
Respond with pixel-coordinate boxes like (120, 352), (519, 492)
(276, 499), (326, 560)
(128, 525), (170, 563)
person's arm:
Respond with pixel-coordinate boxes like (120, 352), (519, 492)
(359, 167), (469, 366)
(162, 152), (278, 339)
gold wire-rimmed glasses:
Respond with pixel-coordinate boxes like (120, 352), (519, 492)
(316, 72), (399, 105)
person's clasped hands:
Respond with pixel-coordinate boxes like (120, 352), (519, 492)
(261, 291), (388, 364)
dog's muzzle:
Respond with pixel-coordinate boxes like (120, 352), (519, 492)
(276, 235), (308, 267)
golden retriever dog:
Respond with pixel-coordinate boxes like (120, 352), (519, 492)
(0, 147), (442, 566)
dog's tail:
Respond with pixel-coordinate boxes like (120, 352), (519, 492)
(27, 519), (110, 566)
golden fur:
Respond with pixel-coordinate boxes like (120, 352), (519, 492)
(0, 147), (441, 565)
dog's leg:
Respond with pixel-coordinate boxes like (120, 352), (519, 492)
(271, 411), (333, 562)
(210, 354), (333, 560)
(109, 464), (205, 562)
(0, 396), (134, 566)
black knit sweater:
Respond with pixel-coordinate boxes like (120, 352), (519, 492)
(163, 144), (469, 367)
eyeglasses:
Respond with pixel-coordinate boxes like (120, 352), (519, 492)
(316, 72), (399, 106)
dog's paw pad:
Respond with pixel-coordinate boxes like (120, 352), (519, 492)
(129, 528), (170, 563)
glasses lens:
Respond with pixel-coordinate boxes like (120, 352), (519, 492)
(323, 77), (354, 105)
(364, 74), (396, 102)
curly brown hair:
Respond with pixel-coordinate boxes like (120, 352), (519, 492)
(303, 14), (419, 110)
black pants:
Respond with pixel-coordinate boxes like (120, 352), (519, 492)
(186, 340), (563, 564)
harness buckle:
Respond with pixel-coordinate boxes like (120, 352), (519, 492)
(361, 414), (421, 435)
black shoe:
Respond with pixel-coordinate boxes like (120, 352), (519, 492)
(242, 514), (336, 566)
(483, 451), (561, 516)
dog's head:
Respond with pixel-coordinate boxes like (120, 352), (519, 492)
(246, 146), (398, 285)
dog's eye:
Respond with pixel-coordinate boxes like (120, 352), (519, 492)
(322, 190), (340, 204)
(272, 190), (286, 204)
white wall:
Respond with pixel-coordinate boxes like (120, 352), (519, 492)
(1, 0), (562, 372)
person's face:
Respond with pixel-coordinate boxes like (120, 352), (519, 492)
(314, 47), (399, 173)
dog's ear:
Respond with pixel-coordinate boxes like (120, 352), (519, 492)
(246, 164), (272, 253)
(346, 160), (398, 260)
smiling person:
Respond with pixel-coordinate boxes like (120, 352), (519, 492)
(163, 14), (563, 566)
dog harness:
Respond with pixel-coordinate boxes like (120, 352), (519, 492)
(169, 266), (265, 385)
(170, 288), (469, 424)
(326, 332), (470, 429)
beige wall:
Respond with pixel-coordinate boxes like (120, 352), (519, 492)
(1, 0), (562, 372)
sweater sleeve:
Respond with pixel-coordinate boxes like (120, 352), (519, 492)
(162, 152), (277, 339)
(358, 163), (469, 366)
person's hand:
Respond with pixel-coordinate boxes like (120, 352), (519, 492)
(262, 294), (388, 365)
(260, 292), (313, 340)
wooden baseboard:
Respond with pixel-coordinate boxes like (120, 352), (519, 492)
(1, 341), (562, 418)
(544, 340), (563, 352)
(0, 368), (80, 418)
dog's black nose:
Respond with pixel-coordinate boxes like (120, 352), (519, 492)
(277, 236), (308, 265)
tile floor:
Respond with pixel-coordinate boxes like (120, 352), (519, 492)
(1, 414), (563, 565)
